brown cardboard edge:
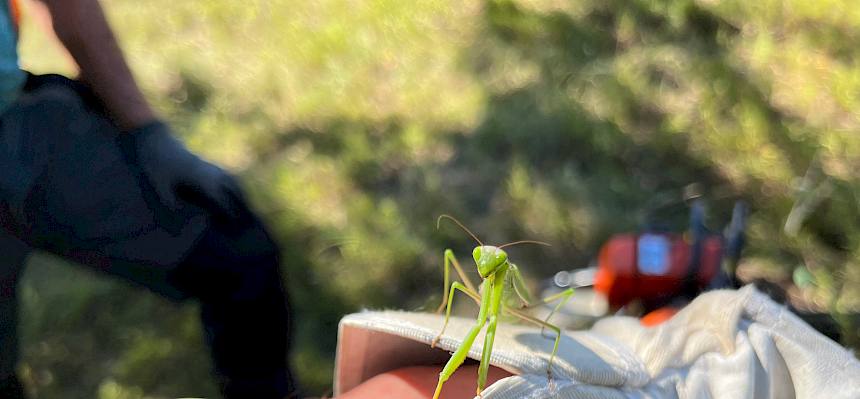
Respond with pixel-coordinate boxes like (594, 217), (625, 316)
(334, 324), (453, 396)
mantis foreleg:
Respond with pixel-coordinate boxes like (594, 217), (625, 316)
(507, 263), (534, 307)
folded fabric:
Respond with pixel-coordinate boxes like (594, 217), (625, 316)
(335, 286), (860, 398)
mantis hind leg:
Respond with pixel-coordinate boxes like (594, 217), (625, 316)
(436, 249), (479, 313)
(432, 302), (490, 399)
(537, 288), (574, 337)
(505, 265), (574, 382)
(476, 315), (498, 396)
(432, 320), (486, 399)
(503, 306), (565, 383)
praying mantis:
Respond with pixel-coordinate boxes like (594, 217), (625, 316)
(431, 215), (575, 399)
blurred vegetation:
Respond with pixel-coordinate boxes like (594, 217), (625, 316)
(14, 0), (860, 397)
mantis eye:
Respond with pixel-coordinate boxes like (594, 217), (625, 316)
(472, 247), (482, 263)
(494, 249), (507, 265)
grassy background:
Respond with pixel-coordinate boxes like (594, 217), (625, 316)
(15, 0), (860, 397)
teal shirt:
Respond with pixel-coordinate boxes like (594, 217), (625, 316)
(0, 0), (24, 113)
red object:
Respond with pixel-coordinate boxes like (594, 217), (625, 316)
(594, 233), (722, 310)
(640, 306), (680, 326)
(9, 0), (20, 33)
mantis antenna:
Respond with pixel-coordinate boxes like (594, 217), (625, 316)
(437, 214), (483, 246)
(497, 240), (551, 249)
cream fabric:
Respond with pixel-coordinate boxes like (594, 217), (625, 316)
(335, 286), (860, 398)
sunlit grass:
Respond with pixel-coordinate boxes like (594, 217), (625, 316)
(15, 0), (860, 397)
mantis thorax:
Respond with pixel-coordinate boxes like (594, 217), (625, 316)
(472, 245), (508, 278)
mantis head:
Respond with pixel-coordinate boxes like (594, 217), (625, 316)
(437, 214), (550, 278)
(473, 246), (508, 278)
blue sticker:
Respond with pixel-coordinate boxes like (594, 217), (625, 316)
(637, 234), (670, 275)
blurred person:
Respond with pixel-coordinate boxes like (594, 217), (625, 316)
(0, 0), (296, 398)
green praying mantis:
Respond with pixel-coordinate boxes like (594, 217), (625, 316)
(431, 215), (575, 399)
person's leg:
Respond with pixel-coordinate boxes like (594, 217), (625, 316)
(0, 230), (31, 399)
(0, 74), (295, 398)
(169, 213), (296, 399)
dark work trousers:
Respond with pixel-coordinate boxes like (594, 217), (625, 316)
(0, 74), (295, 399)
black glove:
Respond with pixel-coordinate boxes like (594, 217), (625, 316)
(117, 121), (250, 222)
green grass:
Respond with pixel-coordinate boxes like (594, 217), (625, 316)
(16, 0), (860, 397)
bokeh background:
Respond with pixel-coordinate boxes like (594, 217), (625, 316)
(16, 0), (860, 397)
